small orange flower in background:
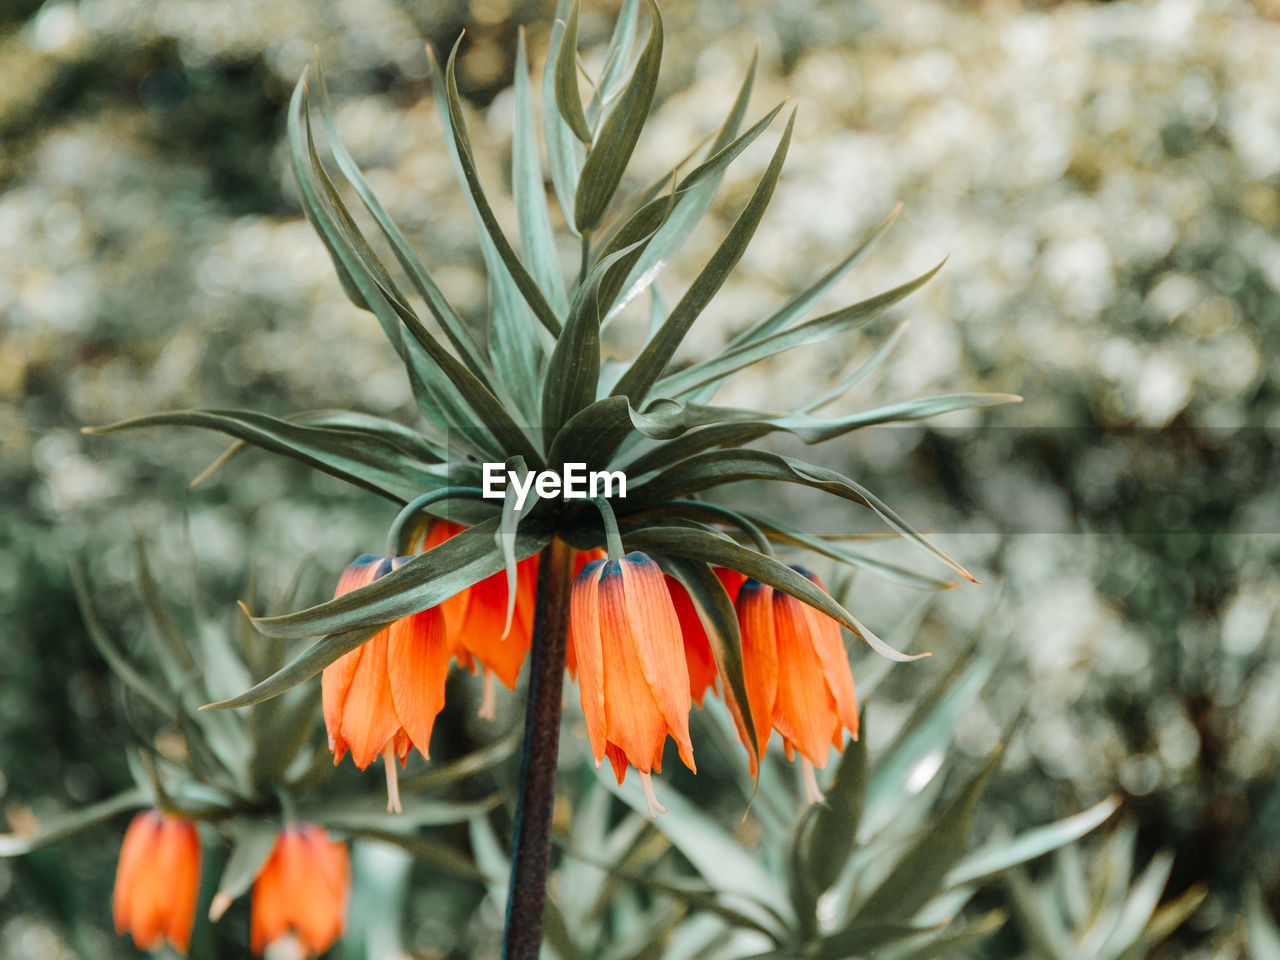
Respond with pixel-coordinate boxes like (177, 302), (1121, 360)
(113, 809), (201, 954)
(570, 551), (695, 816)
(416, 519), (539, 718)
(251, 823), (349, 957)
(322, 554), (450, 813)
(735, 567), (859, 800)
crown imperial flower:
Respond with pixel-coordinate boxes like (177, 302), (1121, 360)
(113, 809), (201, 954)
(322, 554), (449, 812)
(735, 567), (859, 798)
(570, 551), (695, 815)
(250, 823), (349, 957)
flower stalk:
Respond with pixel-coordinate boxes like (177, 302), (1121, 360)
(502, 536), (573, 960)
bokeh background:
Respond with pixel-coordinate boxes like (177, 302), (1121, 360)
(3, 0), (1279, 957)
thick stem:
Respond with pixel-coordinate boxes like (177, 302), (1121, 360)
(502, 537), (572, 960)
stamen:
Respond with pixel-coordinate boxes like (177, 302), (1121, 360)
(802, 759), (824, 805)
(208, 892), (233, 922)
(640, 771), (667, 818)
(383, 744), (402, 814)
(477, 669), (496, 721)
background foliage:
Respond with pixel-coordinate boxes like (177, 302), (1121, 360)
(2, 0), (1278, 957)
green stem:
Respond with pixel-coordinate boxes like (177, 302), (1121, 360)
(593, 496), (625, 559)
(384, 487), (487, 555)
(578, 231), (592, 287)
(502, 538), (573, 960)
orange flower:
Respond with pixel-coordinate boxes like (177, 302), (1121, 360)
(565, 547), (607, 678)
(321, 554), (449, 812)
(416, 520), (539, 718)
(250, 823), (349, 957)
(570, 551), (695, 815)
(734, 567), (859, 798)
(113, 809), (201, 954)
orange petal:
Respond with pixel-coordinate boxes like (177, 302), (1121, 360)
(666, 575), (717, 706)
(338, 629), (401, 769)
(798, 571), (859, 743)
(417, 521), (472, 637)
(605, 742), (630, 784)
(386, 606), (450, 760)
(570, 559), (607, 763)
(714, 567), (748, 603)
(285, 828), (342, 956)
(617, 555), (694, 772)
(250, 834), (287, 955)
(321, 645), (362, 764)
(163, 818), (201, 953)
(454, 570), (531, 689)
(736, 580), (779, 771)
(773, 589), (839, 767)
(113, 810), (160, 935)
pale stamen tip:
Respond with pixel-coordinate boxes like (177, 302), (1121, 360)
(208, 892), (233, 922)
(383, 744), (403, 815)
(477, 670), (497, 721)
(640, 772), (667, 818)
(802, 759), (825, 806)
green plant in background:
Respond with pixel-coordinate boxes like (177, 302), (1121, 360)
(14, 0), (1237, 956)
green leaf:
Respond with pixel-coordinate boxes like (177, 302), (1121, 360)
(797, 712), (867, 898)
(574, 0), (663, 232)
(945, 796), (1121, 888)
(800, 321), (908, 414)
(543, 5), (587, 236)
(204, 621), (386, 710)
(554, 1), (593, 144)
(607, 48), (761, 319)
(343, 828), (485, 880)
(547, 395), (636, 469)
(397, 730), (520, 794)
(846, 748), (1004, 926)
(1095, 851), (1174, 960)
(248, 518), (549, 640)
(890, 911), (1006, 960)
(211, 818), (277, 912)
(1115, 885), (1205, 960)
(620, 524), (922, 662)
(658, 556), (758, 774)
(432, 42), (563, 339)
(1248, 883), (1280, 960)
(611, 109), (794, 404)
(589, 0), (640, 119)
(85, 408), (447, 504)
(732, 204), (901, 349)
(0, 787), (146, 857)
(743, 512), (958, 592)
(514, 31), (569, 315)
(289, 76), (531, 462)
(594, 764), (787, 929)
(70, 561), (174, 718)
(312, 797), (498, 833)
(626, 449), (977, 582)
(653, 258), (945, 401)
(312, 61), (493, 385)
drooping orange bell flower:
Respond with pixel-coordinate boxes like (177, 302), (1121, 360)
(734, 567), (859, 798)
(415, 519), (539, 717)
(113, 809), (201, 954)
(570, 551), (695, 816)
(250, 823), (349, 957)
(321, 554), (450, 812)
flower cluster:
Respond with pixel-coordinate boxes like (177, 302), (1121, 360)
(327, 522), (860, 816)
(114, 810), (348, 957)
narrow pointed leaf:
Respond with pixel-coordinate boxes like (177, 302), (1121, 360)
(627, 449), (977, 581)
(655, 258), (945, 401)
(554, 1), (593, 144)
(249, 518), (549, 640)
(574, 0), (663, 232)
(620, 524), (922, 662)
(659, 556), (758, 773)
(0, 787), (147, 857)
(313, 62), (492, 383)
(946, 796), (1121, 888)
(431, 43), (562, 338)
(612, 110), (794, 403)
(212, 819), (278, 908)
(543, 5), (587, 235)
(514, 31), (568, 314)
(86, 409), (448, 504)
